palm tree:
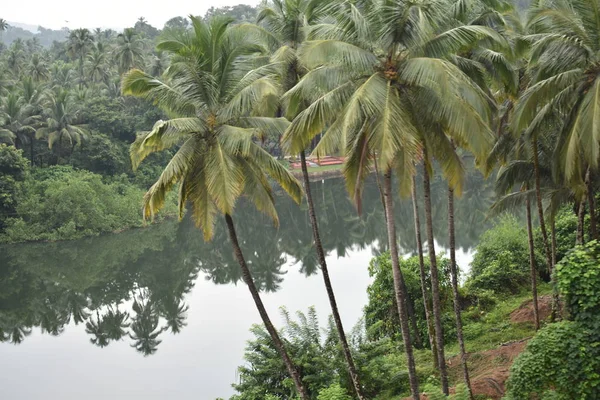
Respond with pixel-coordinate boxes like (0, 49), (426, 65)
(36, 90), (87, 162)
(0, 19), (9, 42)
(148, 51), (167, 76)
(121, 16), (308, 399)
(259, 1), (367, 397)
(0, 94), (37, 161)
(284, 0), (497, 396)
(27, 53), (50, 82)
(411, 174), (438, 368)
(513, 0), (600, 253)
(85, 43), (110, 83)
(6, 43), (25, 76)
(67, 28), (94, 81)
(114, 28), (145, 75)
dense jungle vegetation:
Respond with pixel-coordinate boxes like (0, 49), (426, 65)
(2, 0), (600, 398)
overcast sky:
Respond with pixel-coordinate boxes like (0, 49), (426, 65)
(5, 0), (259, 31)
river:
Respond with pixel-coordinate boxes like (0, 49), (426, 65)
(0, 172), (494, 399)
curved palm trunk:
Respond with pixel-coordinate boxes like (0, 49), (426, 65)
(383, 171), (420, 400)
(586, 169), (598, 241)
(299, 151), (367, 400)
(411, 175), (438, 368)
(525, 191), (540, 331)
(448, 185), (473, 399)
(423, 162), (449, 395)
(224, 214), (309, 400)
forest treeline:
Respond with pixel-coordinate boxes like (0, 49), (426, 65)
(0, 6), (266, 242)
(2, 0), (600, 399)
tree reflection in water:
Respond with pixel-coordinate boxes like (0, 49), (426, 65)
(0, 168), (494, 355)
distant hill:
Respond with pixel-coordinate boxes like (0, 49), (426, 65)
(8, 21), (39, 33)
(2, 23), (69, 47)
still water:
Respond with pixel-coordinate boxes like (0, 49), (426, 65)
(0, 174), (493, 399)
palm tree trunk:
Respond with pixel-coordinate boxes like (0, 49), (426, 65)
(550, 215), (560, 321)
(29, 139), (34, 166)
(586, 168), (598, 241)
(532, 137), (557, 322)
(551, 218), (557, 267)
(532, 137), (553, 273)
(383, 170), (420, 400)
(299, 151), (367, 400)
(525, 190), (540, 331)
(224, 214), (309, 400)
(577, 200), (585, 245)
(373, 155), (387, 220)
(423, 160), (449, 395)
(411, 174), (438, 368)
(448, 185), (473, 399)
(404, 281), (423, 349)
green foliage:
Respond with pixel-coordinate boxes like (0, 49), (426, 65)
(70, 133), (130, 175)
(423, 383), (470, 400)
(468, 216), (545, 294)
(317, 384), (351, 400)
(233, 307), (344, 399)
(0, 144), (28, 228)
(556, 240), (600, 330)
(365, 253), (453, 345)
(505, 241), (600, 399)
(504, 321), (600, 400)
(0, 166), (176, 242)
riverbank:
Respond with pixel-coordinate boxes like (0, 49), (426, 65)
(291, 164), (344, 181)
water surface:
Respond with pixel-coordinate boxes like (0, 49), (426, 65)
(0, 173), (493, 399)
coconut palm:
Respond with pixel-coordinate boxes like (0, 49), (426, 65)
(67, 28), (94, 81)
(121, 16), (308, 399)
(283, 0), (497, 395)
(36, 90), (87, 162)
(26, 53), (50, 82)
(0, 94), (37, 160)
(513, 0), (600, 254)
(5, 43), (25, 76)
(114, 28), (145, 75)
(258, 0), (367, 397)
(85, 43), (111, 83)
(0, 19), (9, 43)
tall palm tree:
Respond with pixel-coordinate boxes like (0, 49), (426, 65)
(67, 28), (94, 81)
(36, 90), (87, 162)
(284, 0), (497, 396)
(121, 16), (309, 399)
(85, 43), (110, 83)
(114, 28), (145, 75)
(259, 1), (367, 398)
(410, 174), (438, 368)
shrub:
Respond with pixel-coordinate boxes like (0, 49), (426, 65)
(556, 240), (600, 328)
(0, 166), (176, 242)
(0, 144), (28, 229)
(317, 384), (352, 400)
(364, 253), (454, 345)
(504, 241), (600, 399)
(467, 216), (545, 294)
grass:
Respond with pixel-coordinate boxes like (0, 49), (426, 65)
(402, 283), (554, 397)
(304, 164), (343, 172)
